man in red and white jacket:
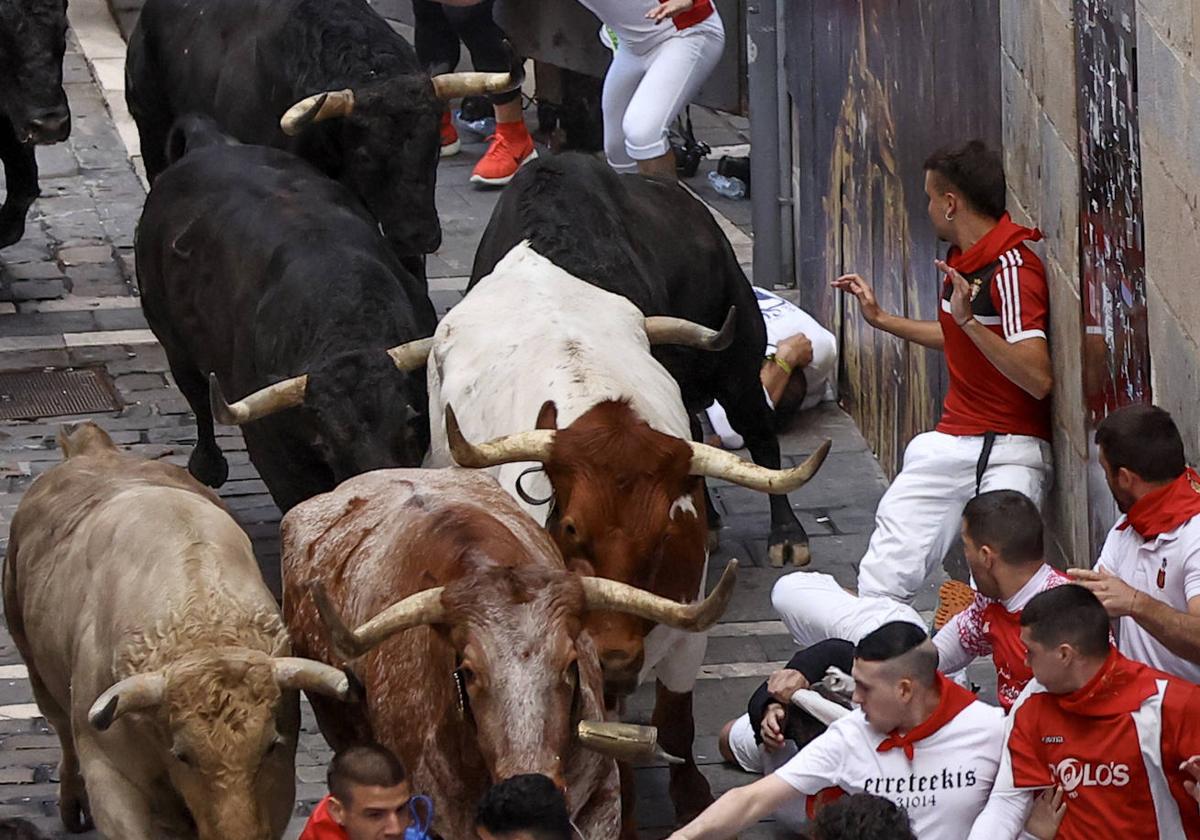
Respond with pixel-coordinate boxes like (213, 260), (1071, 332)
(1068, 404), (1200, 684)
(672, 622), (1005, 840)
(833, 140), (1053, 607)
(300, 743), (426, 840)
(969, 585), (1200, 839)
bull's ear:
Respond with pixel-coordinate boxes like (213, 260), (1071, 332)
(536, 400), (558, 431)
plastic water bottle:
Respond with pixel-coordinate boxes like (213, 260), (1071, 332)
(708, 170), (747, 200)
(453, 108), (496, 139)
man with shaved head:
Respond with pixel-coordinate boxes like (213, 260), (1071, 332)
(667, 622), (1004, 839)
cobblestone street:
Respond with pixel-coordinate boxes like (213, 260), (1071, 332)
(0, 5), (961, 837)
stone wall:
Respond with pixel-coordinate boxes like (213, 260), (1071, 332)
(1136, 1), (1200, 462)
(999, 0), (1089, 566)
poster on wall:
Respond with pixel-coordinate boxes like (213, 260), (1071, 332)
(1075, 0), (1152, 558)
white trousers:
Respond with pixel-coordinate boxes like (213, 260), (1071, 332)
(771, 571), (925, 650)
(602, 14), (724, 171)
(727, 714), (808, 831)
(856, 431), (1052, 602)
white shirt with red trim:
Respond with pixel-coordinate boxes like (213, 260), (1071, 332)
(774, 701), (1004, 840)
(1096, 513), (1200, 684)
(933, 564), (1071, 710)
(967, 652), (1200, 840)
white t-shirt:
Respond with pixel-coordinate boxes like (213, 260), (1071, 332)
(1095, 513), (1200, 684)
(705, 288), (838, 448)
(774, 702), (1005, 840)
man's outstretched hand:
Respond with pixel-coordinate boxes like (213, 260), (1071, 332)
(832, 273), (885, 327)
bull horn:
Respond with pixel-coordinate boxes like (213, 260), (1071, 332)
(445, 404), (555, 469)
(577, 720), (684, 765)
(209, 372), (308, 426)
(580, 559), (737, 632)
(431, 41), (524, 100)
(644, 306), (736, 351)
(310, 581), (446, 661)
(280, 89), (356, 136)
(386, 337), (434, 371)
(272, 657), (355, 701)
(87, 672), (166, 731)
(688, 439), (832, 494)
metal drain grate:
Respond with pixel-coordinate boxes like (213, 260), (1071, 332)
(0, 368), (122, 421)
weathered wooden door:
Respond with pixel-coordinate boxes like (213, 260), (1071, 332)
(783, 2), (1001, 477)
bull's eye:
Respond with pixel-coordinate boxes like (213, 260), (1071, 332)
(171, 748), (193, 767)
(459, 666), (476, 685)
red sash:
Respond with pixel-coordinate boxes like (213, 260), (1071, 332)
(876, 673), (977, 760)
(1117, 467), (1200, 539)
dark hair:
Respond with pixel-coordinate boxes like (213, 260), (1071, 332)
(0, 818), (49, 839)
(328, 743), (407, 805)
(855, 621), (927, 662)
(923, 140), (1006, 219)
(475, 774), (571, 840)
(810, 793), (916, 840)
(1096, 404), (1186, 483)
(1020, 585), (1110, 658)
(855, 622), (937, 687)
(773, 368), (810, 427)
(962, 490), (1043, 564)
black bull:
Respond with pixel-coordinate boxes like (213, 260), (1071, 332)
(126, 0), (520, 268)
(470, 153), (816, 565)
(135, 117), (436, 514)
(0, 0), (71, 248)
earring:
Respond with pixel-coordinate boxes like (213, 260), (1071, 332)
(944, 209), (955, 222)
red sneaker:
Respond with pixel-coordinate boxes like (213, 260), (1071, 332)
(470, 121), (537, 187)
(439, 110), (460, 158)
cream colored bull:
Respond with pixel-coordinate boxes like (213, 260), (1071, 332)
(3, 423), (351, 839)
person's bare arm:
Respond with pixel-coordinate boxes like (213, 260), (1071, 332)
(832, 273), (945, 350)
(1069, 568), (1200, 664)
(937, 260), (1053, 399)
(667, 775), (799, 840)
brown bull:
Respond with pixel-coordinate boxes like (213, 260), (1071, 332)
(445, 398), (829, 831)
(3, 423), (351, 840)
(281, 467), (736, 839)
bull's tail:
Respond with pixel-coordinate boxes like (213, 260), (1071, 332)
(57, 422), (117, 459)
(164, 113), (236, 167)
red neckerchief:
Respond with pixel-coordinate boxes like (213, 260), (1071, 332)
(876, 673), (977, 760)
(945, 212), (1043, 274)
(1117, 467), (1200, 540)
(1058, 648), (1158, 718)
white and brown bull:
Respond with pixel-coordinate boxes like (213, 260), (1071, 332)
(423, 242), (830, 830)
(281, 467), (736, 840)
(2, 423), (352, 839)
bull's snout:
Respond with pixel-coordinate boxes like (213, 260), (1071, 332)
(24, 108), (70, 144)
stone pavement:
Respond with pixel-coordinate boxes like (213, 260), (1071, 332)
(0, 5), (965, 839)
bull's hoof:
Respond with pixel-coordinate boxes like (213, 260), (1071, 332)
(0, 203), (30, 249)
(188, 443), (229, 488)
(768, 539), (812, 568)
(59, 785), (93, 833)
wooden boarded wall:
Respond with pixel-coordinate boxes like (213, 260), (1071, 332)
(784, 3), (1002, 477)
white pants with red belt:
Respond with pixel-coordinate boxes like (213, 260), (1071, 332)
(856, 431), (1052, 602)
(601, 12), (724, 171)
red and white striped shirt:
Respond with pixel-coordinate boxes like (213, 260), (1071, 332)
(937, 213), (1051, 441)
